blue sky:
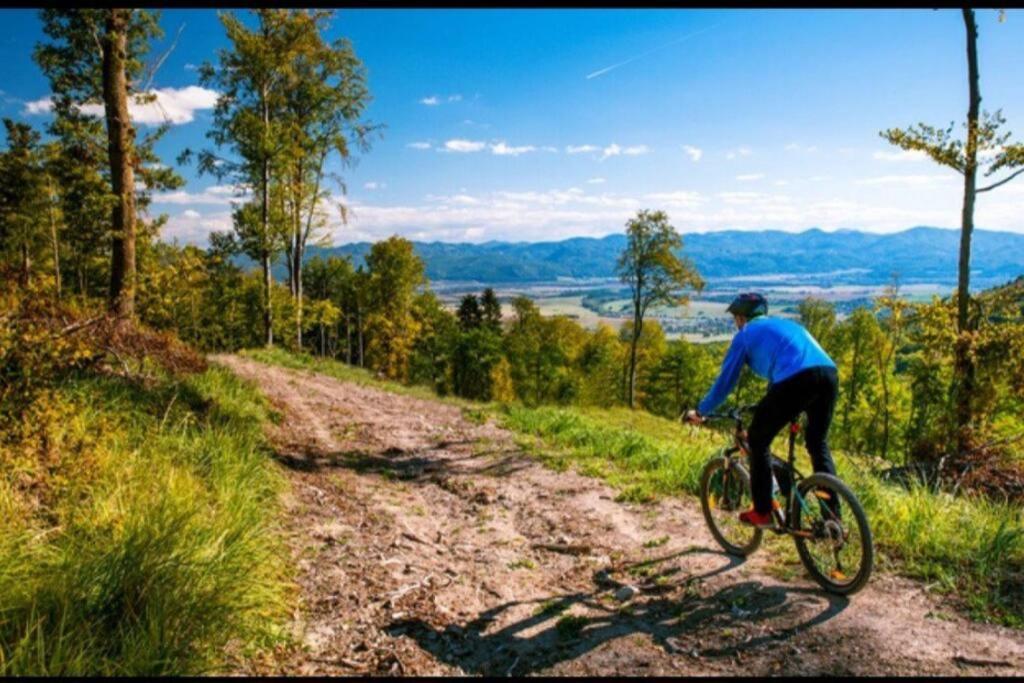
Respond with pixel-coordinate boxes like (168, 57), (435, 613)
(3, 8), (1024, 245)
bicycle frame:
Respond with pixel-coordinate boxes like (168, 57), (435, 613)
(705, 406), (820, 538)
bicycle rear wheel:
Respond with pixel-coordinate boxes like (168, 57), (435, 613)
(700, 455), (762, 556)
(790, 473), (873, 595)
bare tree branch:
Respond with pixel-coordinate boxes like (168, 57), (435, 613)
(977, 167), (1024, 193)
(143, 22), (186, 92)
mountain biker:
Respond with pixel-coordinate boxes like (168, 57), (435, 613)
(683, 292), (838, 529)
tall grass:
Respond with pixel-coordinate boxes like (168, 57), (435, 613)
(0, 368), (292, 675)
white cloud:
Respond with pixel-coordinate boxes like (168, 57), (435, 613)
(161, 209), (233, 244)
(725, 146), (753, 160)
(24, 85), (218, 126)
(855, 174), (958, 186)
(152, 184), (250, 206)
(682, 145), (703, 162)
(443, 139), (486, 153)
(785, 143), (818, 153)
(407, 141), (432, 150)
(643, 190), (703, 208)
(587, 177), (606, 184)
(540, 146), (559, 153)
(490, 141), (536, 156)
(566, 144), (599, 154)
(363, 181), (386, 190)
(601, 143), (649, 160)
(736, 173), (765, 181)
(420, 94), (461, 106)
(872, 149), (928, 162)
(24, 98), (54, 115)
(159, 178), (1024, 246)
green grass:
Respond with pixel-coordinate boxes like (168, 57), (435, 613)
(0, 367), (292, 675)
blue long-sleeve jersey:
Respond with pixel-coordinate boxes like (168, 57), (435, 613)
(697, 316), (836, 416)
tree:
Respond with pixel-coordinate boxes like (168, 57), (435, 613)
(480, 287), (503, 333)
(364, 236), (425, 381)
(277, 10), (375, 349)
(576, 323), (626, 408)
(35, 10), (158, 317)
(644, 339), (717, 420)
(797, 297), (837, 352)
(35, 10), (182, 313)
(408, 291), (458, 393)
(457, 293), (483, 331)
(42, 108), (114, 302)
(0, 120), (48, 287)
(880, 8), (1024, 454)
(615, 209), (703, 408)
(303, 254), (355, 356)
(181, 9), (301, 346)
(618, 318), (667, 409)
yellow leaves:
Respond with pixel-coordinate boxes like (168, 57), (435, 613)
(489, 357), (516, 403)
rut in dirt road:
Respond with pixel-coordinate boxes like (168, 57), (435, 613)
(213, 354), (1024, 677)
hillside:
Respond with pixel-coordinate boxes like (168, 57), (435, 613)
(242, 227), (1024, 287)
(215, 350), (1024, 676)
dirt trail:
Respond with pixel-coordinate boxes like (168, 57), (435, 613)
(213, 354), (1024, 677)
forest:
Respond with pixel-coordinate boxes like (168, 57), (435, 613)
(1, 6), (1023, 677)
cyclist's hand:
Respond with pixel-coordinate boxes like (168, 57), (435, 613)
(683, 409), (704, 425)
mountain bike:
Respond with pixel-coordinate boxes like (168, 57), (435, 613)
(695, 404), (873, 595)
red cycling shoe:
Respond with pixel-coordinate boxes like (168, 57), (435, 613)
(738, 508), (774, 528)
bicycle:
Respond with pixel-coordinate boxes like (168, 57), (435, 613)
(693, 404), (874, 595)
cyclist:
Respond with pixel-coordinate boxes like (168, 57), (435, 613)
(684, 293), (839, 529)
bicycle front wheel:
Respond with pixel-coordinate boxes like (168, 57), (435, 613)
(791, 473), (873, 595)
(700, 455), (762, 556)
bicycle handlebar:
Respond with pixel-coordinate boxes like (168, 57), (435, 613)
(686, 404), (758, 424)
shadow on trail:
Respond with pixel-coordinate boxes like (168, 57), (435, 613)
(387, 546), (848, 676)
(271, 441), (535, 481)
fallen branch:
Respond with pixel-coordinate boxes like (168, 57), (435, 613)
(531, 542), (593, 556)
(383, 573), (434, 607)
(55, 314), (102, 338)
(953, 654), (1014, 668)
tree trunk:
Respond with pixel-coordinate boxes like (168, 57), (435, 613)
(955, 7), (980, 456)
(295, 242), (303, 349)
(46, 176), (61, 299)
(261, 83), (273, 347)
(356, 304), (364, 367)
(103, 8), (136, 319)
(262, 250), (273, 347)
(20, 244), (31, 287)
(627, 310), (642, 409)
(346, 313), (352, 364)
(296, 148), (328, 352)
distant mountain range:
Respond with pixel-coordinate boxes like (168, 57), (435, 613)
(243, 227), (1024, 288)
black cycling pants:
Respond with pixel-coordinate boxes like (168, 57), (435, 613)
(747, 365), (839, 514)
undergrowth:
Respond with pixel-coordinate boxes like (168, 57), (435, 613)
(0, 365), (292, 675)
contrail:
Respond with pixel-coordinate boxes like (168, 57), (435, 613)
(585, 25), (718, 80)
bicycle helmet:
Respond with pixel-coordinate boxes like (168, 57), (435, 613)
(726, 292), (768, 319)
